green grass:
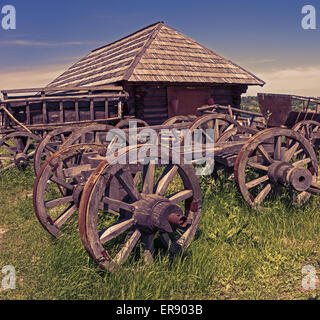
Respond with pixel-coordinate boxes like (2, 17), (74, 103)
(1, 166), (320, 300)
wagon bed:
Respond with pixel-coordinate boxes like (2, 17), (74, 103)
(0, 85), (127, 134)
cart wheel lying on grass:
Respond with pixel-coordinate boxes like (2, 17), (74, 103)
(33, 143), (110, 238)
(0, 131), (41, 173)
(78, 145), (202, 271)
(33, 127), (77, 176)
(234, 128), (320, 209)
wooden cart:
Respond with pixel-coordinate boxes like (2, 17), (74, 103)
(0, 85), (128, 173)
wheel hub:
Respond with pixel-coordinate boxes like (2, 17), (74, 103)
(268, 161), (313, 192)
(133, 194), (191, 233)
(14, 153), (28, 168)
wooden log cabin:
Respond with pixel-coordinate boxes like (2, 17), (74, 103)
(47, 22), (265, 125)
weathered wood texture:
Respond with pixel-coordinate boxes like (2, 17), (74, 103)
(46, 22), (265, 88)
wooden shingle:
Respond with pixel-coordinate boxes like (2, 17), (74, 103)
(47, 22), (264, 88)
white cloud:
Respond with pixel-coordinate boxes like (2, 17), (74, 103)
(0, 64), (68, 92)
(247, 65), (320, 97)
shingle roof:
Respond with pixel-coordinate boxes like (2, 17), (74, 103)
(47, 22), (265, 88)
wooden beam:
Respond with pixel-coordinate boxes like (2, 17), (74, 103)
(75, 101), (80, 121)
(90, 100), (94, 120)
(1, 85), (124, 95)
(105, 99), (109, 119)
(59, 101), (64, 123)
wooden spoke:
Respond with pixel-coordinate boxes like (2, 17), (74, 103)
(133, 171), (142, 187)
(99, 218), (135, 244)
(102, 196), (135, 213)
(115, 167), (141, 201)
(155, 165), (179, 196)
(296, 191), (311, 205)
(1, 144), (16, 155)
(274, 136), (282, 160)
(246, 175), (269, 189)
(214, 119), (220, 141)
(0, 154), (12, 159)
(142, 161), (155, 194)
(247, 161), (269, 171)
(168, 190), (193, 204)
(45, 196), (73, 208)
(254, 183), (272, 205)
(54, 205), (77, 229)
(285, 141), (301, 161)
(293, 158), (312, 167)
(201, 128), (214, 144)
(50, 175), (74, 191)
(141, 233), (154, 264)
(257, 145), (273, 164)
(23, 138), (32, 154)
(0, 163), (15, 172)
(45, 145), (57, 153)
(114, 229), (141, 265)
(159, 233), (181, 255)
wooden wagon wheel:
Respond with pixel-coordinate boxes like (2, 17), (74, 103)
(115, 118), (149, 129)
(33, 143), (109, 238)
(0, 131), (41, 172)
(162, 115), (197, 126)
(234, 128), (319, 209)
(61, 124), (117, 148)
(291, 120), (320, 150)
(78, 145), (202, 271)
(33, 127), (77, 176)
(188, 114), (257, 144)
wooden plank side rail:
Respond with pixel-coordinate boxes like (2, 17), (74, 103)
(1, 93), (127, 105)
(1, 85), (124, 96)
(198, 104), (263, 117)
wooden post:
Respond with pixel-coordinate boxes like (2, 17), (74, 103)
(26, 102), (31, 125)
(118, 100), (122, 118)
(41, 91), (47, 124)
(90, 99), (94, 120)
(105, 99), (109, 119)
(59, 101), (64, 123)
(75, 101), (80, 121)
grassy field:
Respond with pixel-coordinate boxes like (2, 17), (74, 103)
(1, 165), (320, 300)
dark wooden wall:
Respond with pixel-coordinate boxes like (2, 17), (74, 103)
(124, 83), (248, 125)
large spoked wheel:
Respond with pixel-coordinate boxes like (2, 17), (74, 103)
(291, 120), (320, 150)
(162, 115), (197, 126)
(33, 143), (108, 238)
(0, 131), (41, 172)
(234, 128), (319, 209)
(34, 127), (77, 176)
(115, 118), (149, 129)
(79, 146), (202, 271)
(189, 114), (257, 144)
(61, 124), (116, 148)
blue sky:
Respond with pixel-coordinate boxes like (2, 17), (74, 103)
(0, 0), (319, 95)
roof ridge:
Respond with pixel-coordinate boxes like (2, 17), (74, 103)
(122, 22), (164, 81)
(92, 21), (164, 53)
